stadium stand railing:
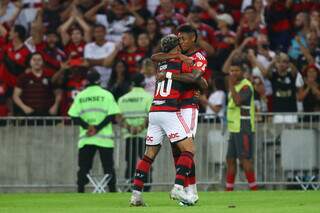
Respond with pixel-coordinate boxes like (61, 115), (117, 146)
(0, 113), (319, 192)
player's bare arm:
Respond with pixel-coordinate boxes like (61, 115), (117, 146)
(151, 52), (193, 65)
(157, 68), (207, 89)
(229, 75), (251, 106)
(229, 75), (242, 106)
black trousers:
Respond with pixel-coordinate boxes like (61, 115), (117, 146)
(77, 145), (116, 192)
(125, 137), (152, 191)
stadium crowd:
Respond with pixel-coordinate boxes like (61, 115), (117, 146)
(0, 0), (320, 118)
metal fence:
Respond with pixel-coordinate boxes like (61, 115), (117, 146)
(0, 113), (319, 192)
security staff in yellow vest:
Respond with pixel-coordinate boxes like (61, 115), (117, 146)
(225, 59), (258, 191)
(118, 73), (153, 191)
(68, 68), (121, 193)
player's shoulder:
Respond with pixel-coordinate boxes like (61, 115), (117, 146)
(192, 51), (207, 61)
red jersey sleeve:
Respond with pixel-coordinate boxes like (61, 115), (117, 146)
(191, 52), (207, 74)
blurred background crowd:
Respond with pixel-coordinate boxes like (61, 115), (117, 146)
(0, 0), (320, 119)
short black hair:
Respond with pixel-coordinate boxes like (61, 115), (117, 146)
(27, 52), (43, 67)
(177, 24), (198, 43)
(87, 68), (100, 84)
(70, 26), (84, 35)
(230, 58), (247, 71)
(124, 30), (136, 39)
(160, 34), (180, 53)
(114, 0), (126, 5)
(45, 29), (59, 37)
(13, 25), (27, 41)
(93, 24), (106, 31)
(244, 5), (256, 12)
(131, 73), (145, 87)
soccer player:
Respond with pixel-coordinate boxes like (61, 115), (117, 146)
(225, 59), (257, 191)
(151, 24), (208, 203)
(130, 34), (195, 206)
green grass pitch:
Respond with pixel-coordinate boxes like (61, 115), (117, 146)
(0, 191), (319, 213)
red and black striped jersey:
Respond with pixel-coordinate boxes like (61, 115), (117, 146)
(0, 39), (31, 87)
(0, 79), (9, 116)
(150, 59), (183, 112)
(117, 48), (146, 74)
(64, 41), (86, 59)
(180, 50), (207, 109)
(60, 73), (87, 116)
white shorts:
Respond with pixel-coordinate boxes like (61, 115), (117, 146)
(180, 108), (199, 137)
(146, 111), (192, 146)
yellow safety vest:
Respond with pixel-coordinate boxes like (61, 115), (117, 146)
(227, 78), (255, 133)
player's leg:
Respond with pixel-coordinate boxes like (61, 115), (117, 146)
(130, 144), (161, 206)
(226, 134), (237, 191)
(130, 114), (164, 206)
(98, 147), (117, 192)
(237, 132), (257, 190)
(162, 111), (195, 204)
(137, 137), (152, 192)
(77, 145), (97, 193)
(180, 108), (198, 200)
(132, 144), (161, 192)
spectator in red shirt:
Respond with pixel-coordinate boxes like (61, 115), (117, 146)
(155, 0), (186, 35)
(154, 0), (191, 17)
(52, 60), (88, 116)
(187, 6), (215, 57)
(236, 6), (267, 47)
(12, 52), (61, 116)
(117, 31), (146, 75)
(0, 24), (7, 63)
(0, 24), (30, 87)
(265, 0), (292, 52)
(30, 8), (67, 72)
(84, 0), (144, 43)
(59, 6), (91, 59)
(0, 78), (10, 117)
(213, 13), (236, 71)
(290, 0), (320, 17)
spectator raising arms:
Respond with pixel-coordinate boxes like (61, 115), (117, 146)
(262, 52), (303, 123)
(155, 0), (186, 35)
(298, 65), (320, 113)
(85, 0), (140, 43)
(13, 52), (61, 116)
(29, 8), (67, 72)
(0, 0), (23, 26)
(84, 24), (120, 88)
(58, 6), (91, 59)
(0, 24), (30, 87)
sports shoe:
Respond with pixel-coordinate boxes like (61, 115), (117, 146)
(130, 190), (145, 207)
(170, 186), (194, 205)
(185, 186), (199, 204)
(189, 193), (199, 204)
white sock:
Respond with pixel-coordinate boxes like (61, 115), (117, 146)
(190, 184), (198, 195)
(132, 190), (141, 195)
(174, 184), (184, 190)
